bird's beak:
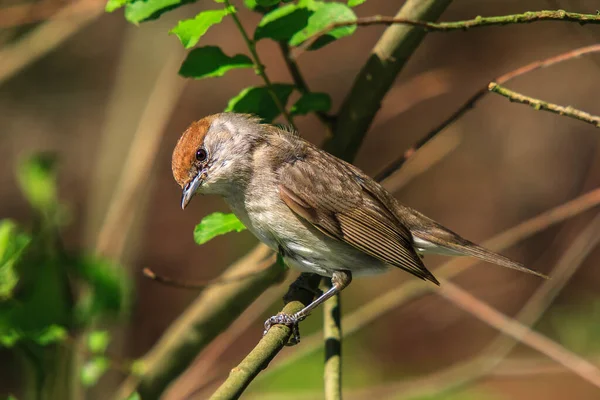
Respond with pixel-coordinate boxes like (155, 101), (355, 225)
(181, 171), (204, 210)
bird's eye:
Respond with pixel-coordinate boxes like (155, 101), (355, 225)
(195, 148), (208, 162)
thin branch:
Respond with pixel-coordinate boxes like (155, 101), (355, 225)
(226, 0), (295, 129)
(438, 281), (600, 389)
(0, 0), (104, 86)
(375, 43), (600, 181)
(293, 10), (600, 59)
(208, 273), (322, 400)
(488, 82), (600, 128)
(278, 41), (334, 129)
(253, 187), (600, 382)
(142, 265), (275, 290)
(322, 280), (342, 400)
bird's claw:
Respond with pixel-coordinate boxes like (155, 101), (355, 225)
(263, 313), (302, 346)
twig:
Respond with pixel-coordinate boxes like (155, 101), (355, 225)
(278, 42), (333, 129)
(142, 265), (276, 290)
(322, 280), (342, 400)
(488, 82), (600, 128)
(438, 281), (600, 389)
(323, 0), (453, 160)
(0, 0), (93, 28)
(293, 10), (600, 58)
(225, 0), (295, 128)
(253, 187), (600, 382)
(0, 0), (104, 86)
(114, 245), (286, 400)
(208, 273), (321, 400)
(375, 43), (600, 181)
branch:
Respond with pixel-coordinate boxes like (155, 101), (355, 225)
(293, 10), (600, 58)
(488, 82), (600, 127)
(226, 0), (295, 129)
(375, 43), (600, 181)
(438, 281), (600, 389)
(322, 280), (342, 400)
(208, 273), (321, 400)
(253, 187), (600, 382)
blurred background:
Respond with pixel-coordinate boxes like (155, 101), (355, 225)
(2, 0), (600, 399)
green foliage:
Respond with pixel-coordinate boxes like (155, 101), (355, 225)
(288, 2), (357, 49)
(81, 356), (109, 387)
(87, 330), (111, 354)
(171, 7), (235, 49)
(107, 0), (198, 24)
(0, 220), (31, 301)
(16, 154), (59, 216)
(291, 92), (332, 115)
(347, 0), (366, 7)
(0, 325), (67, 348)
(179, 46), (254, 79)
(226, 84), (295, 122)
(194, 212), (247, 245)
(72, 254), (131, 324)
(255, 0), (357, 49)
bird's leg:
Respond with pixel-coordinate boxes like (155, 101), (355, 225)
(263, 270), (352, 345)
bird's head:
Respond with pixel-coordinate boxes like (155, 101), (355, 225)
(171, 113), (263, 209)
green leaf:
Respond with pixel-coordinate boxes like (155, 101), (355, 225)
(347, 0), (366, 6)
(87, 330), (110, 354)
(72, 255), (131, 324)
(81, 357), (109, 387)
(225, 84), (295, 122)
(17, 154), (58, 215)
(254, 1), (314, 41)
(194, 213), (246, 245)
(290, 92), (331, 115)
(124, 0), (197, 24)
(171, 7), (234, 49)
(33, 324), (68, 345)
(179, 46), (253, 79)
(105, 0), (131, 12)
(0, 220), (31, 301)
(289, 2), (357, 50)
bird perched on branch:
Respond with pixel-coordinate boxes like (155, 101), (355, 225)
(171, 113), (547, 343)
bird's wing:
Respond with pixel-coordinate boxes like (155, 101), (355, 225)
(277, 148), (438, 284)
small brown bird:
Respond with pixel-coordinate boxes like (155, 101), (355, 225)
(172, 113), (546, 341)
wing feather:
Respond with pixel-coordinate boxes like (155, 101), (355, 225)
(278, 148), (439, 285)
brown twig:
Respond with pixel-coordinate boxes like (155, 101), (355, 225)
(374, 43), (600, 182)
(142, 265), (277, 290)
(0, 0), (93, 28)
(292, 10), (600, 59)
(438, 281), (600, 389)
(488, 82), (600, 127)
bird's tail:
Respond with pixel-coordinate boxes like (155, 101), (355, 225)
(411, 228), (548, 279)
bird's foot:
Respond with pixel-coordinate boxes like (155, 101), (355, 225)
(263, 313), (303, 346)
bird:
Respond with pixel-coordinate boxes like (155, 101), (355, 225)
(171, 112), (547, 342)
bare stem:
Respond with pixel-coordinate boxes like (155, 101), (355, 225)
(323, 281), (342, 400)
(488, 82), (600, 127)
